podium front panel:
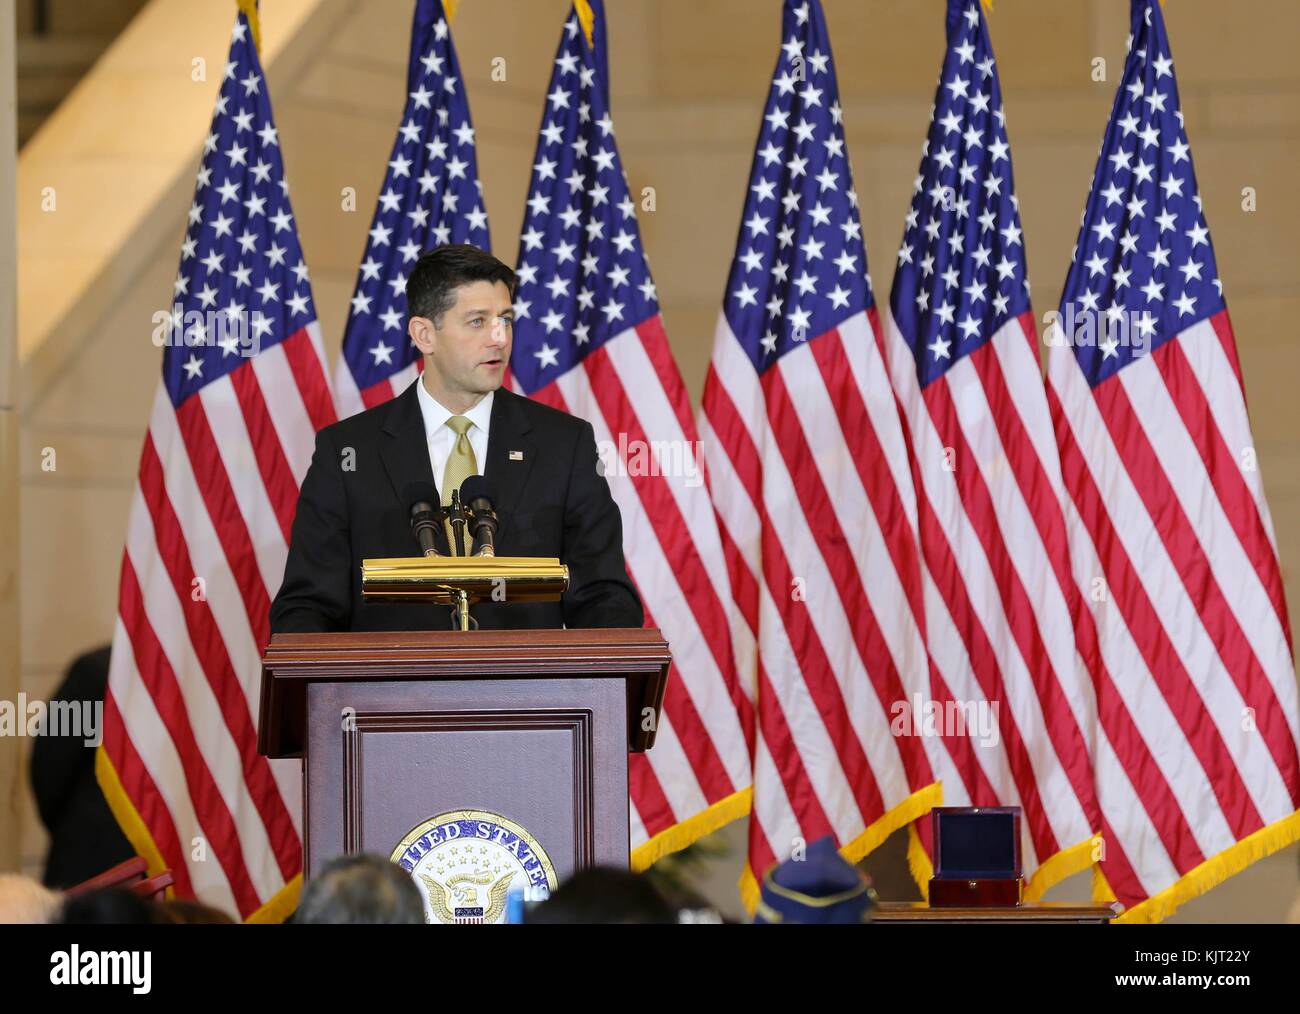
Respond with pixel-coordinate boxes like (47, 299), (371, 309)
(304, 677), (629, 880)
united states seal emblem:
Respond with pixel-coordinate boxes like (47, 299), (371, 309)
(391, 810), (558, 925)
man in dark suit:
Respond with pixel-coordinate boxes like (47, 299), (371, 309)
(271, 244), (643, 633)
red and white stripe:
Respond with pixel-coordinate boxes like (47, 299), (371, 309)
(334, 358), (421, 420)
(1047, 309), (1300, 916)
(519, 316), (756, 859)
(700, 307), (938, 880)
(105, 322), (334, 919)
(881, 307), (1104, 887)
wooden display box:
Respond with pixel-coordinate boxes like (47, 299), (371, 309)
(928, 806), (1023, 908)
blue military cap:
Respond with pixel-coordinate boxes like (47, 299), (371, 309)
(754, 835), (876, 924)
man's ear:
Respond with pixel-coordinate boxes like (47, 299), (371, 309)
(409, 315), (436, 356)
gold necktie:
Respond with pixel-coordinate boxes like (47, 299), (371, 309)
(441, 415), (478, 555)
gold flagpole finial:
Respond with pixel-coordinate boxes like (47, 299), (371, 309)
(236, 0), (262, 53)
(445, 0), (460, 23)
(574, 0), (596, 47)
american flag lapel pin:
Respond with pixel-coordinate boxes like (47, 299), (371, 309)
(509, 450), (524, 461)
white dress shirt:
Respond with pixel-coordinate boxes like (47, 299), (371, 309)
(416, 379), (493, 496)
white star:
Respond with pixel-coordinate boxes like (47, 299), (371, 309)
(182, 354), (204, 380)
(534, 343), (560, 368)
(1185, 222), (1210, 248)
(1107, 149), (1133, 174)
(1173, 291), (1197, 317)
(929, 334), (952, 360)
(1091, 219), (1117, 244)
(541, 309), (565, 334)
(1159, 176), (1185, 200)
(639, 278), (658, 303)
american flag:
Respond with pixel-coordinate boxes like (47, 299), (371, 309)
(511, 0), (754, 864)
(882, 0), (1103, 895)
(1046, 0), (1300, 919)
(334, 0), (489, 417)
(99, 9), (334, 920)
(698, 0), (939, 893)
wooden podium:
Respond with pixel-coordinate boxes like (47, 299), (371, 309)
(258, 628), (670, 884)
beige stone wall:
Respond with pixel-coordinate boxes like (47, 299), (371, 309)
(12, 0), (1300, 917)
(2, 0), (22, 871)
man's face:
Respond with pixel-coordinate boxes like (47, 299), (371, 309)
(410, 280), (514, 404)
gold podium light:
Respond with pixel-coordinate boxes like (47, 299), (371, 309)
(361, 556), (568, 606)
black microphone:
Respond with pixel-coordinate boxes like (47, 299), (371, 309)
(403, 481), (442, 557)
(459, 475), (499, 558)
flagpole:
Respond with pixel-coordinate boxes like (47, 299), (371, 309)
(235, 0), (261, 53)
(575, 0), (595, 46)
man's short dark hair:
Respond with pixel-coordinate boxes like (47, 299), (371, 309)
(523, 867), (676, 925)
(293, 854), (426, 925)
(406, 244), (516, 325)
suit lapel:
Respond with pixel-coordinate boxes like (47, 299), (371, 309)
(483, 389), (535, 544)
(379, 381), (436, 511)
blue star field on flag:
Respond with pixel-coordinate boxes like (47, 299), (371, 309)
(1058, 0), (1224, 388)
(509, 0), (659, 396)
(339, 0), (488, 392)
(163, 12), (315, 406)
(721, 0), (871, 376)
(890, 0), (1030, 389)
